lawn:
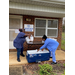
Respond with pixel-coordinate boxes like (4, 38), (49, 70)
(61, 32), (65, 50)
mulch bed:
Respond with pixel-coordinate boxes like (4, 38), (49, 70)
(23, 60), (65, 75)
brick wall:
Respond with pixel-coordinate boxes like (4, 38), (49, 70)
(23, 15), (62, 51)
(57, 18), (62, 49)
(9, 14), (62, 51)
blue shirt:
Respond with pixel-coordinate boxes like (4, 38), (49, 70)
(13, 32), (26, 48)
(40, 38), (59, 51)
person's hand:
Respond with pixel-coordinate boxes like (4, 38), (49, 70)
(27, 34), (31, 38)
(28, 34), (31, 38)
(41, 49), (44, 51)
(25, 34), (31, 37)
(37, 49), (40, 52)
(28, 34), (31, 36)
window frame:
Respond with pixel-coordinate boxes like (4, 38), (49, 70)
(34, 18), (58, 38)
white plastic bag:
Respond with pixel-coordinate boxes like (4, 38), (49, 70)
(25, 36), (30, 43)
(30, 35), (34, 41)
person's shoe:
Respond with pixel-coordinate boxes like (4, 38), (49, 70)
(17, 58), (21, 62)
(50, 56), (52, 58)
(51, 62), (57, 64)
(20, 54), (25, 57)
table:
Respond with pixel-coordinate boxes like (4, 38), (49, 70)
(26, 41), (44, 50)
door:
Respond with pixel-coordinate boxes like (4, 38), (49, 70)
(9, 15), (23, 49)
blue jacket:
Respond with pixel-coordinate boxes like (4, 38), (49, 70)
(13, 32), (26, 48)
(40, 38), (59, 51)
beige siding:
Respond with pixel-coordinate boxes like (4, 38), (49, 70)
(9, 2), (64, 14)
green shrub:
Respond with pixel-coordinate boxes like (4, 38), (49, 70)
(61, 32), (65, 50)
(63, 63), (65, 67)
(62, 64), (65, 75)
(62, 25), (65, 32)
(38, 64), (53, 75)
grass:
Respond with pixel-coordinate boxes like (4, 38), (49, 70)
(61, 32), (65, 50)
(62, 32), (65, 39)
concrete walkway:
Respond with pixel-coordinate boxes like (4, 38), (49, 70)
(9, 50), (65, 66)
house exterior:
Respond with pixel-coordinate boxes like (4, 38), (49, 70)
(9, 0), (65, 51)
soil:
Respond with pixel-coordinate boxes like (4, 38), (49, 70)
(23, 60), (65, 75)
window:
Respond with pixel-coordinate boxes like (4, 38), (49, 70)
(35, 19), (58, 37)
(47, 20), (58, 37)
(35, 19), (46, 36)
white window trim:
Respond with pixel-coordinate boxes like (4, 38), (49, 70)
(34, 18), (58, 38)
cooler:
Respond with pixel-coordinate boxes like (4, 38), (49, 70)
(26, 49), (50, 63)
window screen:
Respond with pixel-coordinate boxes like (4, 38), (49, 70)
(47, 29), (57, 36)
(36, 19), (46, 27)
(48, 20), (57, 28)
(35, 19), (46, 36)
(35, 28), (45, 36)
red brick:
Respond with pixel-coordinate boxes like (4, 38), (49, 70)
(9, 14), (62, 51)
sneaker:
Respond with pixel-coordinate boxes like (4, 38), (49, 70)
(50, 56), (52, 58)
(51, 62), (57, 64)
(20, 54), (25, 57)
(17, 58), (21, 62)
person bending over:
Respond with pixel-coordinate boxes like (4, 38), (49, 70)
(37, 35), (59, 64)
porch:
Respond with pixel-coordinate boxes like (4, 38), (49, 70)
(9, 50), (65, 66)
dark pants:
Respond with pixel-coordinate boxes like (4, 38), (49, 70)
(16, 47), (23, 59)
